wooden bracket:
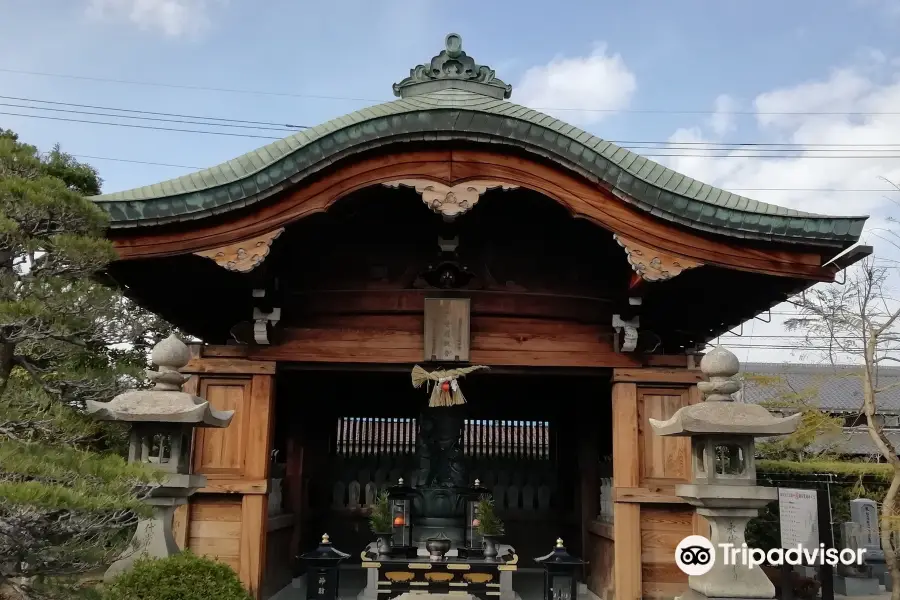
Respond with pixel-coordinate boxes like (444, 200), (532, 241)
(383, 179), (518, 220)
(612, 314), (640, 352)
(195, 228), (284, 273)
(614, 234), (702, 282)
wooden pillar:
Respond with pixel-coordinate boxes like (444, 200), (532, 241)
(611, 368), (702, 600)
(577, 406), (600, 572)
(285, 430), (305, 564)
(181, 349), (277, 600)
(612, 381), (641, 600)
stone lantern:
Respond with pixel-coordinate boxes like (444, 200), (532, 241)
(86, 334), (234, 579)
(649, 346), (800, 600)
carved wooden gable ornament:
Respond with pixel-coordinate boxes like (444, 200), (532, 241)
(613, 234), (702, 282)
(383, 179), (517, 220)
(194, 228), (284, 273)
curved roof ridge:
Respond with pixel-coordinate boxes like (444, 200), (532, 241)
(90, 87), (867, 247)
(92, 88), (828, 219)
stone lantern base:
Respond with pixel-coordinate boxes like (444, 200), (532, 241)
(676, 484), (778, 600)
(104, 474), (206, 581)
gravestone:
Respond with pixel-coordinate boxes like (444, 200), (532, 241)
(850, 498), (887, 583)
(833, 522), (881, 596)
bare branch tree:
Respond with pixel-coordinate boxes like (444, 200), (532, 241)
(787, 255), (900, 599)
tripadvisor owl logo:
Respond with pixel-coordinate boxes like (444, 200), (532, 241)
(675, 535), (715, 576)
(675, 534), (867, 575)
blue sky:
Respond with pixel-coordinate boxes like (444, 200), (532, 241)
(3, 0), (900, 361)
(1, 0), (897, 194)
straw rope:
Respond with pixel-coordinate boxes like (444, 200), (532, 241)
(411, 364), (489, 407)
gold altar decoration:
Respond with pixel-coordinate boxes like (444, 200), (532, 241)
(411, 364), (488, 407)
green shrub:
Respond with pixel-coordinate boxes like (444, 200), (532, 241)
(369, 490), (392, 533)
(475, 495), (504, 536)
(102, 551), (251, 600)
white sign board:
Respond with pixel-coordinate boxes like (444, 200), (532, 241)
(779, 488), (819, 549)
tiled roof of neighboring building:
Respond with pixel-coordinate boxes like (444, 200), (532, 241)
(808, 429), (900, 456)
(741, 362), (900, 413)
(89, 36), (867, 249)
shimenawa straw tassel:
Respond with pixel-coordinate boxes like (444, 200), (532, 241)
(411, 364), (488, 407)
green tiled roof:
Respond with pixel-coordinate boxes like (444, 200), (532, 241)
(91, 51), (867, 248)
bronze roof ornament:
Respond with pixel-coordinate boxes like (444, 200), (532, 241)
(393, 33), (513, 100)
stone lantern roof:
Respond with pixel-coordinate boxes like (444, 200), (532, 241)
(86, 334), (233, 427)
(649, 346), (801, 436)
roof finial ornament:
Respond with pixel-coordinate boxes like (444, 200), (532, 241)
(393, 33), (512, 100)
(445, 33), (463, 58)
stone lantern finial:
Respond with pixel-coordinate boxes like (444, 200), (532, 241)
(698, 346), (741, 402)
(148, 334), (191, 391)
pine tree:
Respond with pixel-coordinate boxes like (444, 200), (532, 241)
(0, 130), (173, 599)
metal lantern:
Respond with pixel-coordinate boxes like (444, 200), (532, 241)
(388, 478), (416, 549)
(534, 538), (585, 600)
(466, 479), (487, 551)
(297, 533), (349, 600)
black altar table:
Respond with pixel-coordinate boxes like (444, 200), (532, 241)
(361, 551), (518, 599)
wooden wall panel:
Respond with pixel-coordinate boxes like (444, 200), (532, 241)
(172, 504), (189, 549)
(640, 507), (693, 599)
(194, 378), (252, 476)
(586, 531), (615, 600)
(187, 496), (243, 572)
(638, 388), (692, 487)
(240, 495), (268, 598)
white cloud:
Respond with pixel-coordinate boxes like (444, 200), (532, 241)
(708, 94), (738, 137)
(663, 57), (900, 362)
(515, 43), (636, 125)
(85, 0), (218, 37)
(665, 65), (900, 219)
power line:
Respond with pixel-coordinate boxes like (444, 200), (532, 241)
(72, 154), (203, 169)
(0, 68), (378, 103)
(7, 95), (900, 162)
(12, 94), (900, 149)
(10, 94), (900, 152)
(5, 67), (900, 116)
(11, 110), (900, 160)
(0, 101), (303, 133)
(0, 95), (308, 129)
(0, 111), (282, 140)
